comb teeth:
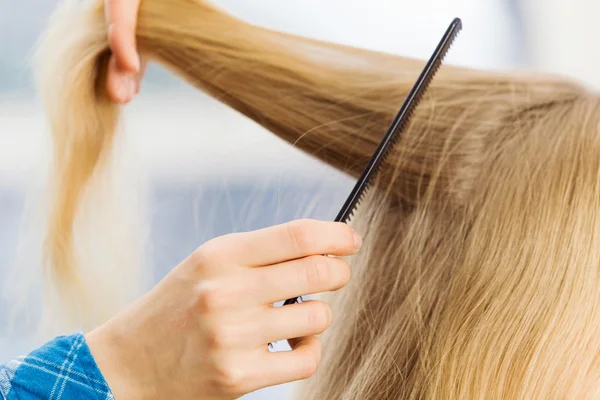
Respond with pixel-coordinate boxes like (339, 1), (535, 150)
(334, 17), (462, 224)
(345, 181), (371, 221)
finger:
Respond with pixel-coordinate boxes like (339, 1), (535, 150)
(105, 0), (141, 72)
(248, 336), (322, 391)
(208, 219), (362, 267)
(255, 300), (332, 345)
(106, 55), (137, 103)
(252, 255), (351, 305)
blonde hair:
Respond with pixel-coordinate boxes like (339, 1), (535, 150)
(35, 0), (600, 398)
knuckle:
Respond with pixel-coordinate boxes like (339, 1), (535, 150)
(204, 322), (237, 350)
(210, 359), (246, 395)
(307, 302), (331, 332)
(194, 282), (225, 314)
(190, 245), (216, 269)
(192, 236), (230, 268)
(205, 327), (223, 350)
(287, 219), (315, 253)
(303, 257), (331, 288)
(189, 247), (209, 268)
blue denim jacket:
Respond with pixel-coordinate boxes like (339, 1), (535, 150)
(0, 333), (114, 399)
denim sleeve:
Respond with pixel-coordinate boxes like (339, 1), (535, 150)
(0, 332), (114, 399)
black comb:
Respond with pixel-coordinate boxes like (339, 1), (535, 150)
(335, 17), (462, 223)
(276, 18), (462, 339)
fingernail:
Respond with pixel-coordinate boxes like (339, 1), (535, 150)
(352, 229), (362, 249)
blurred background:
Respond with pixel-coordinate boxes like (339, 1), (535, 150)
(0, 0), (599, 398)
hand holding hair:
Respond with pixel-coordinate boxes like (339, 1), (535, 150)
(104, 0), (147, 103)
(85, 219), (362, 399)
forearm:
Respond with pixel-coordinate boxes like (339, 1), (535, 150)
(0, 332), (114, 399)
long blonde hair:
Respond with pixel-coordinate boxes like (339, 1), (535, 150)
(35, 0), (600, 398)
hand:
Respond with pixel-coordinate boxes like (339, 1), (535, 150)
(86, 219), (362, 400)
(104, 0), (147, 103)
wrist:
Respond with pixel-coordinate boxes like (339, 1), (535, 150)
(86, 323), (154, 400)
